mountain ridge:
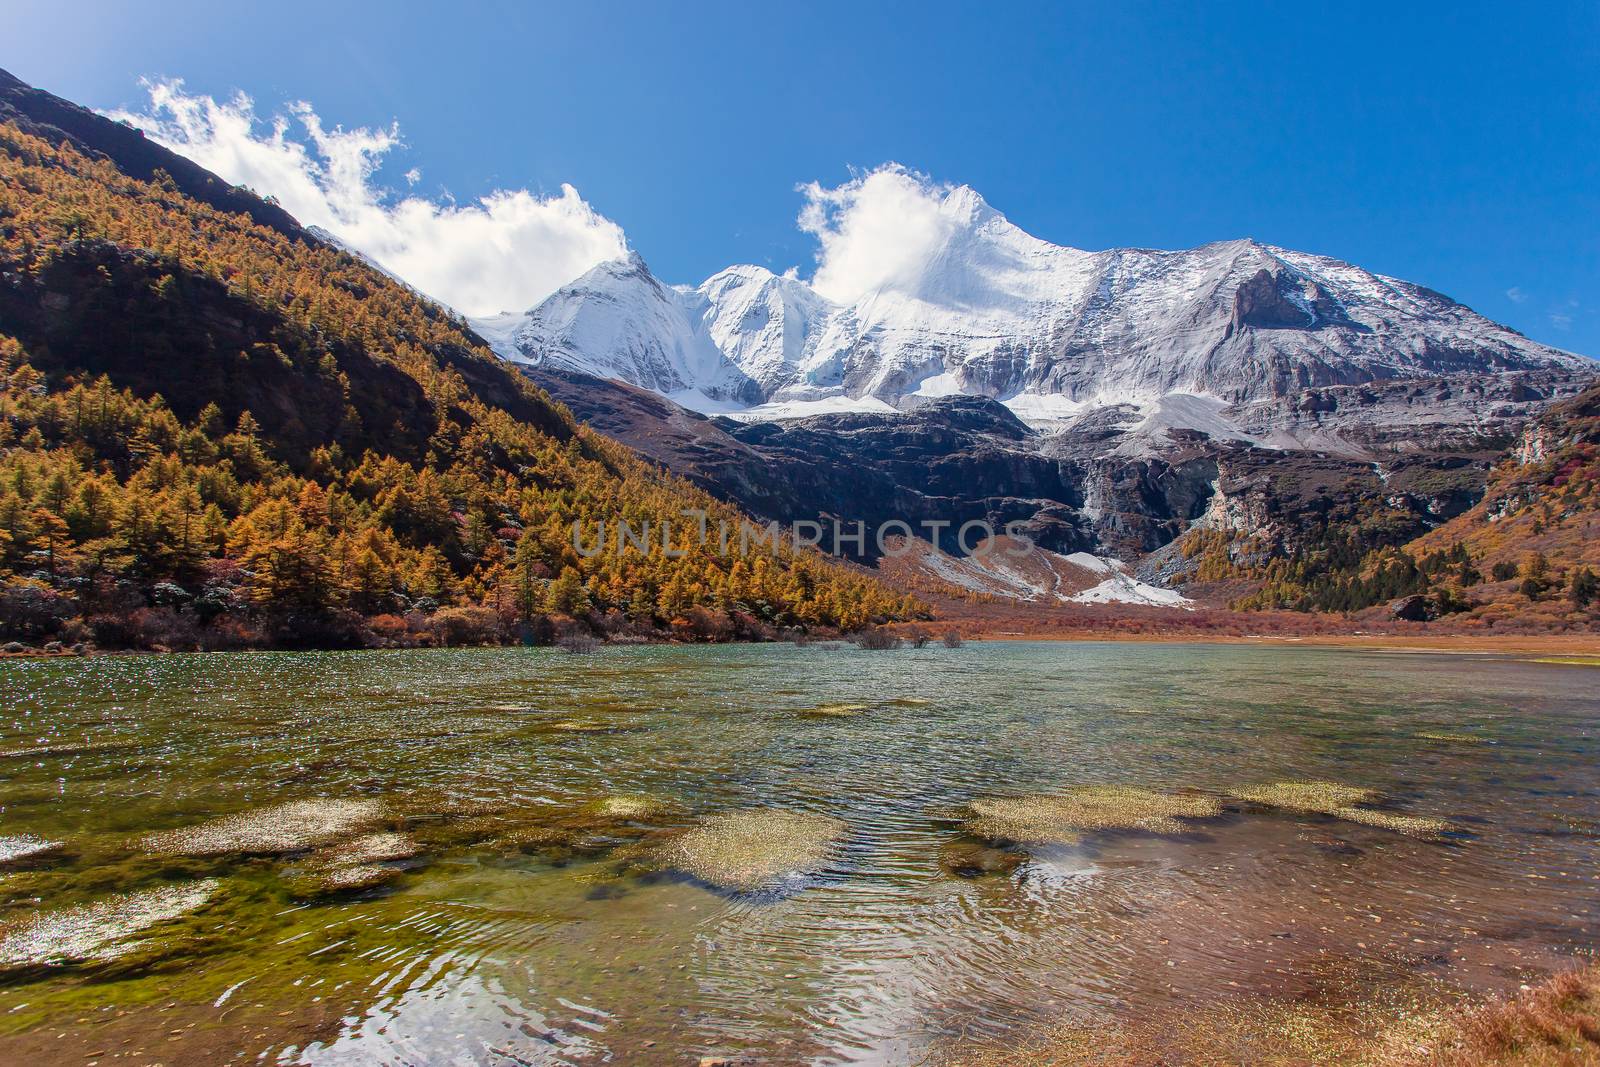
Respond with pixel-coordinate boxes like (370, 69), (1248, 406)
(475, 184), (1586, 426)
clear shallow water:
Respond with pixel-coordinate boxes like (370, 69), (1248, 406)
(0, 641), (1597, 1064)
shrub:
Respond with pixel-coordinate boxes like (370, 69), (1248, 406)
(89, 606), (200, 650)
(557, 631), (600, 654)
(1571, 567), (1598, 608)
(266, 608), (369, 650)
(0, 581), (75, 641)
(853, 627), (901, 650)
(681, 607), (736, 642)
(199, 614), (266, 651)
(365, 614), (414, 647)
(428, 605), (506, 647)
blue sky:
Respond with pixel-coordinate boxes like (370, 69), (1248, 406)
(7, 0), (1597, 353)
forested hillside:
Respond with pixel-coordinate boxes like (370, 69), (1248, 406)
(0, 101), (915, 650)
(1171, 384), (1600, 631)
(1404, 383), (1600, 625)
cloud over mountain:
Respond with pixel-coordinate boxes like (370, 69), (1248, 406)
(797, 164), (959, 304)
(108, 81), (627, 316)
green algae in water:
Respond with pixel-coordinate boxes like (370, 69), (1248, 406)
(138, 798), (388, 857)
(654, 809), (848, 892)
(1232, 781), (1378, 813)
(583, 794), (678, 821)
(798, 703), (872, 719)
(964, 786), (1224, 846)
(0, 835), (61, 864)
(1333, 807), (1452, 839)
(0, 739), (141, 760)
(1233, 780), (1453, 840)
(532, 718), (646, 735)
(413, 794), (680, 861)
(1415, 730), (1486, 744)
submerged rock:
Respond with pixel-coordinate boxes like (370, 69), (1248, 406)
(964, 786), (1223, 846)
(0, 879), (220, 968)
(938, 839), (1026, 878)
(419, 794), (678, 859)
(0, 834), (62, 864)
(139, 798), (387, 857)
(657, 809), (848, 892)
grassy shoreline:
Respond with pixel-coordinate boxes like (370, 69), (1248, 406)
(4, 626), (1598, 659)
(953, 628), (1600, 656)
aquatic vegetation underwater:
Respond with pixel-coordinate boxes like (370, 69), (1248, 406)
(0, 880), (220, 969)
(963, 786), (1224, 845)
(1415, 731), (1487, 744)
(651, 808), (849, 891)
(138, 798), (388, 856)
(798, 702), (873, 718)
(0, 834), (60, 863)
(1234, 780), (1454, 839)
(1232, 780), (1378, 812)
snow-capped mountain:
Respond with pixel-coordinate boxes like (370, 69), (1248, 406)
(474, 185), (1585, 421)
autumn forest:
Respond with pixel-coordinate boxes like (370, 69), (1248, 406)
(0, 119), (920, 651)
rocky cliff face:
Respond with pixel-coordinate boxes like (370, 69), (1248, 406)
(530, 361), (1596, 609)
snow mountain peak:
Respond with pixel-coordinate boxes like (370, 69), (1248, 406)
(474, 189), (1586, 424)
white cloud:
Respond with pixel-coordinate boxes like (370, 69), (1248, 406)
(107, 81), (627, 316)
(797, 164), (958, 304)
(1506, 286), (1528, 303)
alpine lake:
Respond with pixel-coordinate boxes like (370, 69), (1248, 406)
(0, 641), (1596, 1064)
